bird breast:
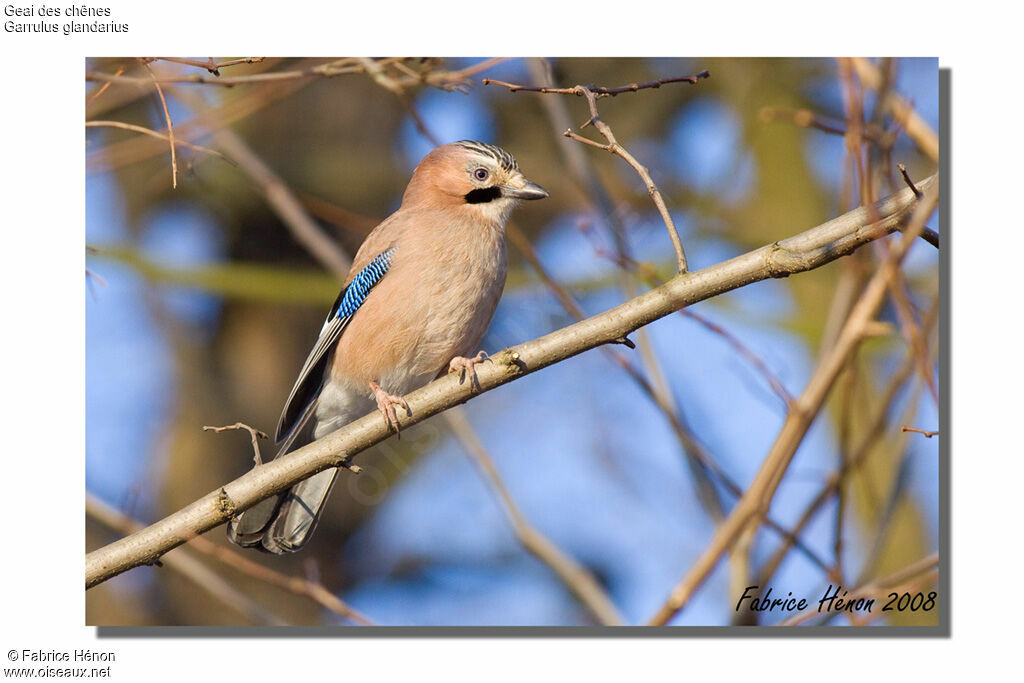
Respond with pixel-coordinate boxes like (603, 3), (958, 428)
(329, 215), (508, 397)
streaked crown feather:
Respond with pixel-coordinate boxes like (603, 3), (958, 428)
(454, 140), (519, 174)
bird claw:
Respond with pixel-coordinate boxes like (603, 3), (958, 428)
(448, 350), (491, 391)
(370, 381), (411, 436)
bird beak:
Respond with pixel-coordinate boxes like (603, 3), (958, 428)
(502, 180), (549, 200)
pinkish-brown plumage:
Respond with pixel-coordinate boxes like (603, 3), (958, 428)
(228, 141), (548, 554)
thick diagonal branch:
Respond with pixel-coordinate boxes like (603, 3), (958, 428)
(85, 176), (936, 590)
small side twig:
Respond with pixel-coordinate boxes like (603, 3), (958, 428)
(901, 426), (938, 438)
(897, 164), (939, 249)
(897, 163), (922, 198)
(141, 60), (177, 189)
(203, 422), (268, 466)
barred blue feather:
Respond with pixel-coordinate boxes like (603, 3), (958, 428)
(335, 248), (395, 319)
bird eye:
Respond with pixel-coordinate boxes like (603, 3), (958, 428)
(473, 168), (489, 181)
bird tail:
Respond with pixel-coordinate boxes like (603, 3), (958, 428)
(226, 469), (340, 555)
(226, 407), (340, 555)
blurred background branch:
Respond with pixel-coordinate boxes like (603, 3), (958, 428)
(648, 183), (937, 625)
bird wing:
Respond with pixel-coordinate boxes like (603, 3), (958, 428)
(274, 246), (397, 443)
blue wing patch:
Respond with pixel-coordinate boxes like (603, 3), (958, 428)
(275, 247), (397, 442)
(334, 247), (395, 320)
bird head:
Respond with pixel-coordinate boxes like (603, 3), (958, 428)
(401, 140), (548, 221)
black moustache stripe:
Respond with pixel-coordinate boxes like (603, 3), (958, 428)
(464, 186), (502, 204)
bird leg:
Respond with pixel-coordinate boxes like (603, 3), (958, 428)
(448, 350), (491, 391)
(369, 380), (411, 435)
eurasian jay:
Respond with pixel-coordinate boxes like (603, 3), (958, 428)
(228, 140), (548, 554)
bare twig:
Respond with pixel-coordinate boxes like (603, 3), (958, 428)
(759, 106), (848, 137)
(84, 177), (936, 590)
(86, 245), (108, 301)
(398, 92), (442, 145)
(149, 57), (265, 75)
(85, 120), (233, 164)
(679, 310), (794, 408)
(297, 191), (381, 237)
(86, 65), (124, 108)
(759, 106), (897, 147)
(901, 426), (938, 438)
(600, 341), (830, 573)
(203, 422), (268, 466)
(141, 60), (177, 188)
(884, 266), (939, 403)
(851, 58), (938, 163)
(832, 364), (855, 590)
(482, 70), (709, 97)
(444, 409), (623, 625)
(839, 59), (870, 211)
(85, 268), (107, 300)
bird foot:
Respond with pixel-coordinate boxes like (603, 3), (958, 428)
(448, 350), (491, 391)
(369, 381), (411, 436)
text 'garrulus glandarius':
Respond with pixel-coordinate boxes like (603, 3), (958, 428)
(228, 140), (548, 554)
